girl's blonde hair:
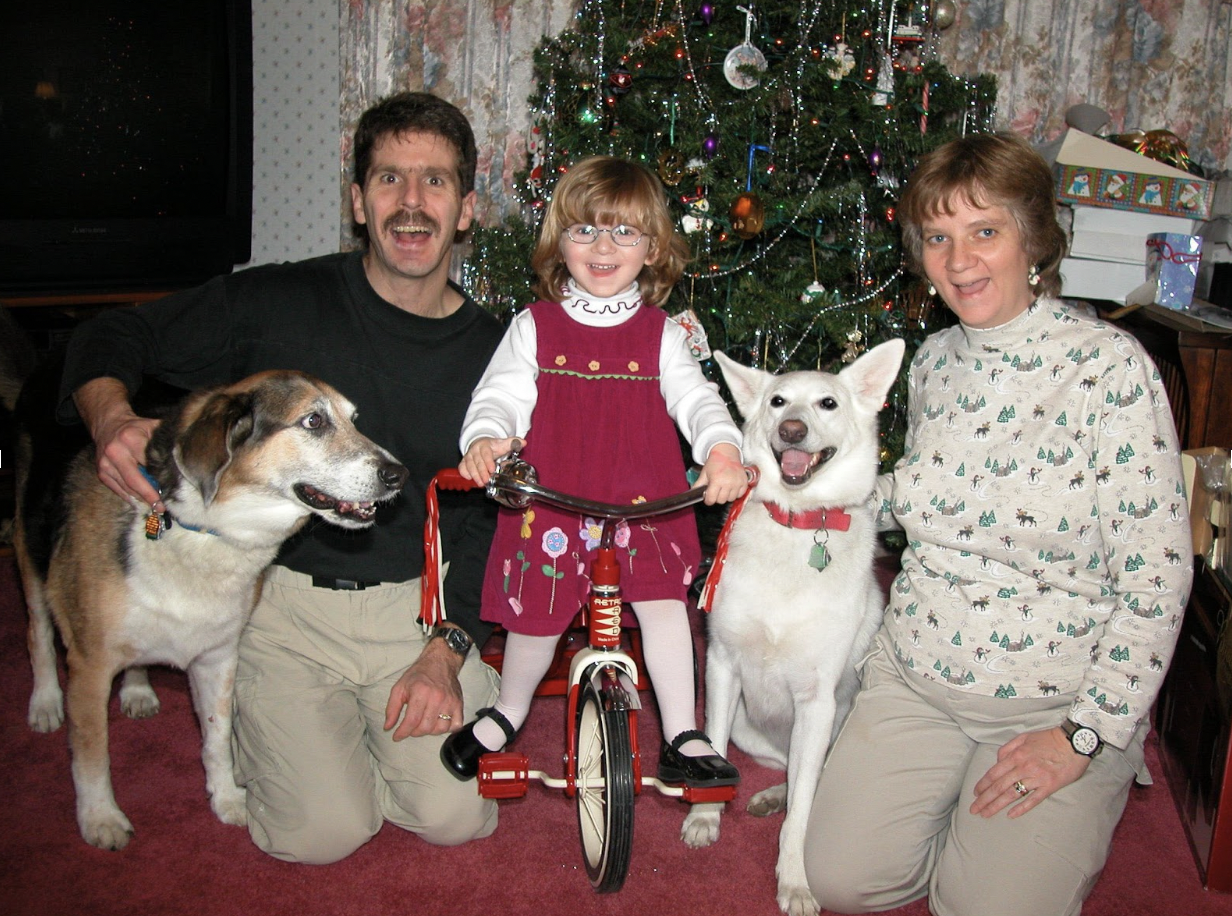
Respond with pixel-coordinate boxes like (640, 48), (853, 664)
(531, 155), (691, 306)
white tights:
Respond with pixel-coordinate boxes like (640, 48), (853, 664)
(472, 600), (711, 757)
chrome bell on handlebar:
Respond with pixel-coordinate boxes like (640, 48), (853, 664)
(487, 451), (539, 509)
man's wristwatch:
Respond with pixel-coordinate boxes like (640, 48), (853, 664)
(1061, 718), (1104, 758)
(431, 625), (474, 658)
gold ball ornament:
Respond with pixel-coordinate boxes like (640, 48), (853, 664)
(729, 192), (765, 239)
(932, 0), (957, 30)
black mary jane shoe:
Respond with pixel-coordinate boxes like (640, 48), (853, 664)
(657, 729), (740, 788)
(440, 707), (518, 781)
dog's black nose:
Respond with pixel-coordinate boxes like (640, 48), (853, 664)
(779, 419), (807, 444)
(380, 462), (409, 491)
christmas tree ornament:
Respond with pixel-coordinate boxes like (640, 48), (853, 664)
(932, 0), (957, 30)
(608, 65), (633, 95)
(872, 52), (895, 106)
(868, 146), (883, 175)
(729, 192), (765, 239)
(800, 281), (827, 303)
(824, 41), (855, 79)
(841, 328), (864, 363)
(724, 5), (767, 90)
(657, 149), (687, 186)
(681, 196), (714, 234)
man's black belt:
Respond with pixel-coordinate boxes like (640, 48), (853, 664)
(311, 576), (382, 590)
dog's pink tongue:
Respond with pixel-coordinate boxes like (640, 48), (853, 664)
(779, 449), (813, 477)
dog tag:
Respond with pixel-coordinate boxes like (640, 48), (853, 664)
(144, 511), (166, 540)
(808, 542), (830, 571)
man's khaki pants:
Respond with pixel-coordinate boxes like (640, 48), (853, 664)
(232, 566), (500, 864)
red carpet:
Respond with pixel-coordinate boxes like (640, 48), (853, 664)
(0, 556), (1225, 916)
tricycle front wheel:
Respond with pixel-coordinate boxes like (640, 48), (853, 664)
(574, 675), (635, 892)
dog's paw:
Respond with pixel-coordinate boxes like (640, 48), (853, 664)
(210, 785), (248, 827)
(680, 804), (722, 848)
(27, 689), (65, 733)
(80, 807), (135, 851)
(119, 682), (160, 720)
(748, 782), (788, 817)
(777, 882), (820, 916)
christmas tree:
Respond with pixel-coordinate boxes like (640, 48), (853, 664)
(464, 0), (995, 465)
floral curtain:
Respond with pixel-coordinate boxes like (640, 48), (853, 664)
(338, 0), (1231, 239)
(936, 0), (1231, 173)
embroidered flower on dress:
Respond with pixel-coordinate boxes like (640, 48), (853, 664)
(542, 527), (568, 558)
(628, 361), (639, 372)
(555, 355), (567, 366)
(580, 518), (604, 550)
(614, 520), (631, 548)
(588, 360), (601, 372)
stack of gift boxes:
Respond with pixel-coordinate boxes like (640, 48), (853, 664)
(1041, 128), (1224, 308)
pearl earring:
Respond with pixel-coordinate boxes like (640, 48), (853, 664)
(928, 283), (937, 297)
(1028, 265), (1040, 287)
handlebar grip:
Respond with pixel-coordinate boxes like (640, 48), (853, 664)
(433, 469), (481, 492)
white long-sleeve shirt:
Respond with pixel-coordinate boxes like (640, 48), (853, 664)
(461, 292), (741, 465)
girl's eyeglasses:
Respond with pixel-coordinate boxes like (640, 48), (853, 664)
(562, 224), (647, 247)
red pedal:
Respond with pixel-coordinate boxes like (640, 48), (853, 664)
(477, 752), (531, 799)
(680, 784), (738, 804)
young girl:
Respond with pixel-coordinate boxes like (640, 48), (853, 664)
(441, 155), (748, 787)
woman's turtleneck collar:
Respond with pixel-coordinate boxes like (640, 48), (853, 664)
(559, 279), (643, 328)
(956, 296), (1058, 352)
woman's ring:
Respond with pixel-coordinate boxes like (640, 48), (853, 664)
(438, 713), (453, 721)
(1013, 780), (1029, 797)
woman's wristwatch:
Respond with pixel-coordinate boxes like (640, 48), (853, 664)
(1061, 718), (1104, 757)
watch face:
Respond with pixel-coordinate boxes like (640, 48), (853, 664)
(1071, 726), (1100, 756)
(441, 627), (472, 655)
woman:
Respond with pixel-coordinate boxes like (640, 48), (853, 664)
(803, 133), (1193, 916)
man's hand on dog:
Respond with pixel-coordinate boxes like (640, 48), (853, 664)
(696, 443), (748, 505)
(75, 377), (164, 511)
(383, 640), (465, 740)
(970, 726), (1091, 819)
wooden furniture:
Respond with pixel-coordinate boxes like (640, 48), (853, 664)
(1156, 560), (1232, 892)
(1102, 303), (1232, 451)
(1098, 301), (1232, 891)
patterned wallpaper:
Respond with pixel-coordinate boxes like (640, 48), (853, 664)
(247, 0), (340, 268)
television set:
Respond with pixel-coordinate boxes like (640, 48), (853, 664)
(0, 0), (253, 294)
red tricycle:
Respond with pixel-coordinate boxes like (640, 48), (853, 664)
(422, 453), (741, 892)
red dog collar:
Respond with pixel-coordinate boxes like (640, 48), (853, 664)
(763, 502), (851, 531)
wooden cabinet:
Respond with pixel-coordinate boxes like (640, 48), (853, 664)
(1156, 560), (1232, 891)
(1102, 304), (1232, 451)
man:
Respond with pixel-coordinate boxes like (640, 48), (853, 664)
(58, 92), (505, 863)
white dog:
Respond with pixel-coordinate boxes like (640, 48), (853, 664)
(682, 340), (905, 916)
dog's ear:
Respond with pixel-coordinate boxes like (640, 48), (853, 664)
(174, 391), (257, 505)
(713, 350), (767, 419)
(840, 338), (906, 413)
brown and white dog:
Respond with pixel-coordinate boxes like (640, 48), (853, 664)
(14, 370), (407, 850)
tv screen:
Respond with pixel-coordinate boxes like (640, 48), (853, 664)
(0, 0), (252, 294)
